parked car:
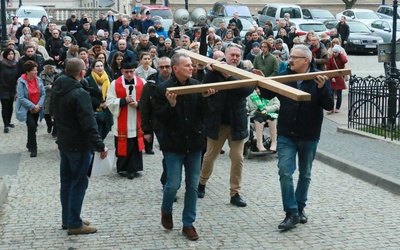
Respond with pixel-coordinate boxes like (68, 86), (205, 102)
(210, 1), (257, 26)
(15, 6), (51, 27)
(302, 8), (335, 23)
(257, 3), (303, 27)
(273, 19), (329, 42)
(137, 5), (174, 30)
(369, 20), (400, 42)
(335, 9), (380, 26)
(376, 4), (400, 19)
(324, 20), (384, 54)
(209, 17), (253, 39)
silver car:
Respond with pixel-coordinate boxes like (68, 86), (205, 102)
(369, 20), (400, 42)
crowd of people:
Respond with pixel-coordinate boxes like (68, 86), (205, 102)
(0, 9), (345, 240)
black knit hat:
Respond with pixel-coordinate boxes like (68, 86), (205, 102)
(121, 56), (138, 69)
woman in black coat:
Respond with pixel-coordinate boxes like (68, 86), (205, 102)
(0, 49), (19, 133)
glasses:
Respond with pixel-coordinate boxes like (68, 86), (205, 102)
(159, 65), (171, 69)
(289, 56), (306, 60)
(227, 43), (242, 49)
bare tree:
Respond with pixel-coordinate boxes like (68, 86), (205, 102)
(342, 0), (358, 9)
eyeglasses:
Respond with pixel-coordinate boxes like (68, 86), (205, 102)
(289, 56), (306, 60)
(159, 65), (171, 69)
(227, 43), (242, 49)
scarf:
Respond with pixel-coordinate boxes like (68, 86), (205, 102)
(2, 58), (17, 67)
(311, 46), (320, 58)
(91, 70), (110, 101)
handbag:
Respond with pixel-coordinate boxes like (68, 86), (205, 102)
(94, 111), (105, 123)
(333, 56), (349, 81)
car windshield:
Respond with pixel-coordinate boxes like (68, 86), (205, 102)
(225, 6), (252, 17)
(298, 23), (327, 32)
(356, 12), (379, 19)
(279, 8), (302, 18)
(17, 9), (46, 18)
(150, 9), (173, 19)
(348, 22), (371, 33)
(310, 10), (333, 18)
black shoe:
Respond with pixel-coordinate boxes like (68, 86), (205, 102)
(8, 124), (15, 128)
(299, 209), (308, 224)
(278, 213), (300, 230)
(30, 150), (37, 158)
(4, 127), (9, 133)
(47, 126), (52, 133)
(127, 172), (136, 179)
(145, 150), (155, 155)
(220, 150), (225, 154)
(230, 193), (247, 207)
(198, 183), (205, 198)
(174, 196), (178, 202)
(118, 172), (129, 177)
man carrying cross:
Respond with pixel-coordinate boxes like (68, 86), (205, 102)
(198, 43), (254, 207)
(260, 44), (334, 230)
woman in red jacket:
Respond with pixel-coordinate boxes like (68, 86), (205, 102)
(326, 45), (348, 114)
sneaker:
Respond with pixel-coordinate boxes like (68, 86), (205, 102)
(182, 226), (199, 241)
(198, 183), (205, 198)
(67, 225), (97, 235)
(230, 193), (247, 207)
(278, 213), (300, 230)
(62, 220), (90, 230)
(161, 210), (173, 229)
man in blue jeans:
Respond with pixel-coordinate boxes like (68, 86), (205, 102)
(260, 45), (333, 230)
(154, 53), (215, 241)
(52, 58), (108, 235)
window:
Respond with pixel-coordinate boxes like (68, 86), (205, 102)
(266, 7), (277, 18)
(280, 8), (302, 18)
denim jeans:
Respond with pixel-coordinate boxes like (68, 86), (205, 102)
(277, 136), (318, 215)
(60, 150), (92, 229)
(334, 90), (342, 110)
(162, 151), (201, 226)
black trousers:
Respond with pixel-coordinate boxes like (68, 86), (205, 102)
(1, 98), (14, 127)
(26, 111), (39, 151)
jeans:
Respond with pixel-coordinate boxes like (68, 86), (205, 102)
(334, 90), (342, 110)
(60, 150), (92, 229)
(277, 136), (318, 215)
(162, 151), (201, 226)
(26, 112), (39, 150)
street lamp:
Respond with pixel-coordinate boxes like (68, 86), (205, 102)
(1, 0), (7, 50)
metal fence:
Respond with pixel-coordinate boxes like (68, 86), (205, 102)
(348, 75), (400, 141)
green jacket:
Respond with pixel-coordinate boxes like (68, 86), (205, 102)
(253, 53), (278, 77)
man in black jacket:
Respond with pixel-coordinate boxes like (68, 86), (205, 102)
(141, 57), (172, 184)
(198, 43), (254, 207)
(336, 16), (350, 49)
(18, 45), (45, 77)
(259, 44), (333, 231)
(154, 53), (215, 241)
(52, 58), (108, 235)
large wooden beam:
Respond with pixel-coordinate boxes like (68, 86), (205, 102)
(171, 49), (351, 101)
(165, 79), (259, 95)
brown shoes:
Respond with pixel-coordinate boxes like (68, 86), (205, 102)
(161, 210), (173, 229)
(62, 219), (90, 230)
(182, 226), (199, 241)
(67, 225), (97, 235)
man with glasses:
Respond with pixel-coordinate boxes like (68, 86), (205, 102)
(106, 57), (145, 179)
(259, 45), (333, 230)
(52, 58), (108, 235)
(309, 35), (328, 71)
(141, 57), (172, 187)
(198, 43), (254, 207)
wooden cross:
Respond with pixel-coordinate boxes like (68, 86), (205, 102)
(166, 49), (351, 101)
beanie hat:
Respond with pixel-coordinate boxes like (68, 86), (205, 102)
(252, 42), (260, 48)
(97, 29), (105, 37)
(332, 44), (341, 53)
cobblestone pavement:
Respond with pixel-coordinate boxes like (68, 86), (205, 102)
(1, 121), (400, 249)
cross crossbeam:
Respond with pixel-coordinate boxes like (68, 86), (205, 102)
(166, 50), (351, 101)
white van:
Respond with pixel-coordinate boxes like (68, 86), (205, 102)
(257, 3), (303, 27)
(16, 6), (51, 26)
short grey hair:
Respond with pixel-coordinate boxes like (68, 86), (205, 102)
(292, 44), (312, 61)
(171, 53), (189, 67)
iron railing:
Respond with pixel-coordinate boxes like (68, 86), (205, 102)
(348, 75), (400, 141)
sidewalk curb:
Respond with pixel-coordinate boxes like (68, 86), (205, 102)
(316, 149), (400, 195)
(0, 179), (8, 206)
(337, 127), (400, 146)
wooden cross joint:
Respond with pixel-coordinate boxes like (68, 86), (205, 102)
(167, 49), (351, 101)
